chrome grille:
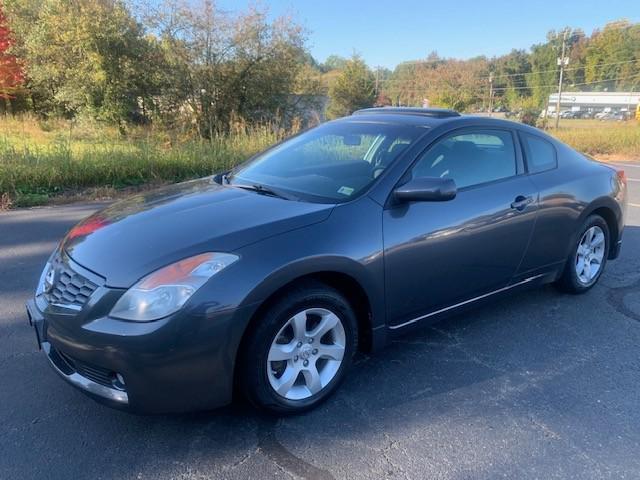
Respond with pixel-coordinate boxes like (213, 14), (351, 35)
(44, 256), (98, 308)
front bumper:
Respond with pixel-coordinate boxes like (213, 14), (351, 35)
(27, 294), (256, 414)
(28, 299), (129, 406)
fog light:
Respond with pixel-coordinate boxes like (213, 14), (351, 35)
(111, 373), (126, 391)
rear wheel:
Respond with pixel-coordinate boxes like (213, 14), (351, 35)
(238, 281), (357, 414)
(557, 215), (609, 294)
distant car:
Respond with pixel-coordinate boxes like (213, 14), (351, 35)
(598, 112), (627, 121)
(573, 110), (592, 119)
(614, 111), (631, 121)
(595, 111), (612, 120)
(27, 108), (628, 414)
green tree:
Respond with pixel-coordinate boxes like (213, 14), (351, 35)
(383, 55), (486, 111)
(490, 49), (532, 109)
(585, 21), (640, 91)
(326, 55), (375, 119)
(148, 0), (309, 136)
(4, 0), (161, 124)
(321, 54), (348, 72)
(528, 34), (558, 108)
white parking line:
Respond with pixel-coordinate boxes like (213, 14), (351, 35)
(630, 203), (640, 208)
(628, 178), (640, 182)
(614, 163), (640, 169)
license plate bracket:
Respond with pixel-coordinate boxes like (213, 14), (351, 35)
(26, 300), (44, 350)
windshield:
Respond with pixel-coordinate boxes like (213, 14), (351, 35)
(227, 122), (426, 203)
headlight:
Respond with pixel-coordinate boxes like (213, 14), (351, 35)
(110, 252), (238, 321)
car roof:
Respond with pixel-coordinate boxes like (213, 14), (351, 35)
(341, 107), (460, 128)
(354, 107), (461, 118)
(340, 108), (560, 143)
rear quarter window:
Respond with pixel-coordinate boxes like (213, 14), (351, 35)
(521, 133), (557, 174)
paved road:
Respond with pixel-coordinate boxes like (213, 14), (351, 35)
(2, 164), (640, 480)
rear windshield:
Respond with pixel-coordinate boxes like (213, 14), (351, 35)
(228, 122), (425, 202)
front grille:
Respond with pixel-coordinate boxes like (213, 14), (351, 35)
(57, 350), (116, 389)
(45, 257), (98, 308)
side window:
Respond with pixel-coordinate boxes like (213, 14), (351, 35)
(521, 133), (557, 173)
(411, 129), (517, 189)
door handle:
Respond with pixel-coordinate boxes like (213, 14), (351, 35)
(510, 195), (533, 211)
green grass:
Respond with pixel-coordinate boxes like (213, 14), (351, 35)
(549, 119), (640, 157)
(0, 116), (638, 208)
(0, 116), (283, 207)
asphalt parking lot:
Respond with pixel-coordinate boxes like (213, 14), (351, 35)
(1, 163), (639, 480)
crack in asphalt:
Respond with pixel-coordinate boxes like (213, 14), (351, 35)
(256, 417), (335, 480)
(606, 278), (640, 322)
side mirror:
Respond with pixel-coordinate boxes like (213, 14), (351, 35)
(394, 177), (457, 202)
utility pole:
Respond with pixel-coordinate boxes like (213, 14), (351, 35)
(555, 29), (569, 129)
(375, 66), (380, 96)
(488, 73), (494, 117)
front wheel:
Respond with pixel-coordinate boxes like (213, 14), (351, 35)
(238, 281), (357, 414)
(557, 214), (609, 294)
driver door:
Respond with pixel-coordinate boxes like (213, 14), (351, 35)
(383, 128), (538, 327)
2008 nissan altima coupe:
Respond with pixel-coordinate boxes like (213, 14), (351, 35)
(27, 107), (627, 414)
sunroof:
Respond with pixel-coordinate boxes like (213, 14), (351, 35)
(353, 107), (460, 118)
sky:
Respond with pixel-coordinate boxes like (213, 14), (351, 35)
(216, 0), (639, 69)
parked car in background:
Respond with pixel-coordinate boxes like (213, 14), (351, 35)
(27, 108), (627, 415)
(599, 111), (629, 121)
(574, 110), (594, 119)
(595, 109), (613, 119)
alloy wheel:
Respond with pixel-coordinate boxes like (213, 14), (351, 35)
(267, 308), (346, 400)
(575, 225), (606, 285)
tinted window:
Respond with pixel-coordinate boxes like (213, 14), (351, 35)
(521, 133), (557, 173)
(411, 129), (516, 189)
(229, 122), (424, 203)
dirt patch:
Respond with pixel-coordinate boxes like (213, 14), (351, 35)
(0, 182), (172, 211)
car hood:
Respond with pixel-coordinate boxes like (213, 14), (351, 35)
(62, 178), (334, 287)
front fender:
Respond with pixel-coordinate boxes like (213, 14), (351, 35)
(231, 199), (387, 348)
(241, 254), (383, 318)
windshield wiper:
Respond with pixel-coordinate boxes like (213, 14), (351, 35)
(230, 182), (296, 201)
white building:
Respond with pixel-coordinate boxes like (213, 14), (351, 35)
(548, 91), (640, 113)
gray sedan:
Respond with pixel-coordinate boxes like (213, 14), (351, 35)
(27, 107), (627, 414)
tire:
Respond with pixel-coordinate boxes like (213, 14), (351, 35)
(556, 214), (609, 294)
(238, 280), (358, 414)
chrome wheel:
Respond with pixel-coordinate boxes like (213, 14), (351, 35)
(575, 226), (605, 285)
(267, 308), (346, 400)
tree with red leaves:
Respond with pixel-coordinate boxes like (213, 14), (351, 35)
(0, 4), (24, 100)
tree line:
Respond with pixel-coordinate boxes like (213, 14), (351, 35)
(1, 0), (325, 136)
(0, 0), (638, 136)
(365, 20), (640, 114)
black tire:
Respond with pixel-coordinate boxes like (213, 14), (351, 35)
(238, 280), (358, 414)
(556, 214), (609, 294)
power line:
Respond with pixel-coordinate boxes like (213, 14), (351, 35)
(372, 59), (639, 85)
(370, 22), (640, 85)
(376, 73), (640, 95)
(480, 59), (639, 81)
